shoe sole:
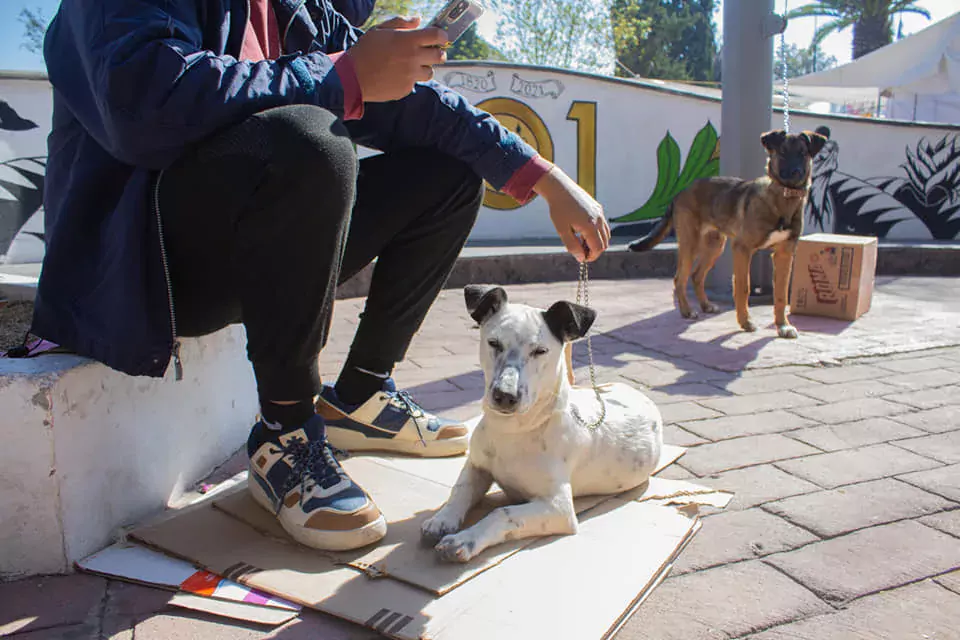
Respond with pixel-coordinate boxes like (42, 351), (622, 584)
(325, 425), (469, 458)
(247, 465), (388, 551)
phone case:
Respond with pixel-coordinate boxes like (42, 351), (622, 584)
(429, 0), (485, 44)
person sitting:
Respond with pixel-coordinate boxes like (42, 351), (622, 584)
(35, 0), (610, 551)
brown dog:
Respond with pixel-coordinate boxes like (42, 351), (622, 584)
(628, 129), (827, 339)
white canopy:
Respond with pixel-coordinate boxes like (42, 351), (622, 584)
(789, 11), (960, 123)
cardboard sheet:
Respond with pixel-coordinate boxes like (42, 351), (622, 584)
(128, 442), (718, 639)
(211, 445), (691, 596)
(168, 593), (298, 626)
(132, 495), (699, 640)
(76, 542), (300, 625)
(212, 459), (534, 596)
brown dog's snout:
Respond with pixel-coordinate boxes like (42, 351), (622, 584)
(779, 164), (805, 182)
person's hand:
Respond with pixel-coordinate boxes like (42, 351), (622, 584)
(534, 167), (611, 263)
(346, 16), (448, 102)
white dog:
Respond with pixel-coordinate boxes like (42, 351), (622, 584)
(420, 285), (664, 563)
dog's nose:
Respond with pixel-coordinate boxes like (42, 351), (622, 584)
(491, 387), (519, 410)
(781, 167), (803, 181)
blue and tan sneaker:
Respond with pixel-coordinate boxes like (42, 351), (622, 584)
(246, 414), (387, 551)
(317, 379), (470, 457)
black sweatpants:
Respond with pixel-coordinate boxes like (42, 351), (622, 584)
(158, 105), (483, 402)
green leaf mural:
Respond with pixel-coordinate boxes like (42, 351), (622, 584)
(613, 121), (720, 223)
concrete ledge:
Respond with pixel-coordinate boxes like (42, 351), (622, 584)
(6, 242), (959, 303)
(0, 327), (257, 579)
(336, 241), (960, 298)
(875, 243), (960, 277)
(337, 245), (679, 298)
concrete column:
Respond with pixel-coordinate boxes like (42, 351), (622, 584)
(707, 0), (786, 298)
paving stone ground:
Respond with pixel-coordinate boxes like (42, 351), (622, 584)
(3, 277), (960, 639)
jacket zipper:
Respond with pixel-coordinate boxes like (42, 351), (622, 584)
(153, 170), (183, 381)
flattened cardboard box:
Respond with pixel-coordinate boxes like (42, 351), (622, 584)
(131, 447), (728, 639)
(76, 542), (300, 626)
(791, 232), (878, 321)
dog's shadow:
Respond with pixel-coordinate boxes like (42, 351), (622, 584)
(788, 314), (855, 336)
(405, 298), (857, 408)
(570, 307), (780, 395)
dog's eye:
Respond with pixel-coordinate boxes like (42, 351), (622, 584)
(487, 338), (503, 352)
(531, 346), (549, 357)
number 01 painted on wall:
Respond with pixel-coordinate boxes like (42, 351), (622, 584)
(476, 97), (597, 210)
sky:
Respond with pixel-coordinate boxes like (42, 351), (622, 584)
(0, 0), (956, 74)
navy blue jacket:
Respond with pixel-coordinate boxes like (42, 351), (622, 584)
(34, 0), (536, 378)
(332, 0), (375, 25)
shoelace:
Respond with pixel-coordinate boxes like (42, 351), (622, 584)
(391, 390), (428, 447)
(271, 436), (350, 514)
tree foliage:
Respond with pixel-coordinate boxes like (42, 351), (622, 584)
(611, 0), (718, 81)
(19, 7), (48, 55)
(362, 0), (439, 27)
(487, 0), (614, 73)
(774, 42), (838, 80)
(786, 0), (931, 60)
(447, 23), (507, 61)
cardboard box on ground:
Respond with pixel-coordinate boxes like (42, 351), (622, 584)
(121, 443), (731, 640)
(791, 233), (878, 321)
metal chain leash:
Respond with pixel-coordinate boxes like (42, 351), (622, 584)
(780, 0), (791, 133)
(570, 259), (606, 430)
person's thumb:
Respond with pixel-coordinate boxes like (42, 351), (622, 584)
(559, 228), (587, 263)
(374, 15), (421, 30)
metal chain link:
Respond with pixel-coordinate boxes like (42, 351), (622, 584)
(781, 0), (791, 133)
(570, 260), (606, 430)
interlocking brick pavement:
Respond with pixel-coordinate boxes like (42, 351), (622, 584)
(5, 276), (960, 639)
(784, 416), (925, 451)
(899, 464), (960, 502)
(764, 478), (955, 537)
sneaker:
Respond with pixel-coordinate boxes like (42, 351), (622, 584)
(317, 379), (470, 457)
(246, 414), (387, 551)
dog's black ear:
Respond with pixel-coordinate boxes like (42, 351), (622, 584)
(761, 129), (786, 153)
(542, 301), (597, 343)
(464, 285), (508, 324)
(801, 130), (828, 158)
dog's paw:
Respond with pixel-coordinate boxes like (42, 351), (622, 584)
(421, 512), (462, 546)
(680, 309), (699, 320)
(701, 302), (720, 314)
(435, 533), (479, 563)
(777, 324), (799, 339)
(740, 318), (758, 332)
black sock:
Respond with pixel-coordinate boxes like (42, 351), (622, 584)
(335, 357), (394, 406)
(260, 398), (315, 430)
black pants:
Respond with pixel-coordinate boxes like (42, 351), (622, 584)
(159, 105), (483, 402)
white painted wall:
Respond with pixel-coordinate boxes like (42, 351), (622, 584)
(0, 326), (258, 578)
(2, 63), (959, 261)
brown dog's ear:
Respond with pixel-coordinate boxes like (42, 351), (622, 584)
(801, 131), (828, 158)
(761, 129), (786, 152)
(542, 301), (597, 343)
(464, 285), (507, 324)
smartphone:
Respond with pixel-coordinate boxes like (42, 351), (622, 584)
(428, 0), (485, 46)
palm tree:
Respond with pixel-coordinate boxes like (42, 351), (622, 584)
(786, 1), (931, 60)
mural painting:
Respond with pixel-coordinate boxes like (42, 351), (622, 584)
(807, 127), (960, 240)
(2, 64), (960, 265)
(610, 121), (720, 236)
(474, 96), (556, 210)
(0, 99), (44, 260)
